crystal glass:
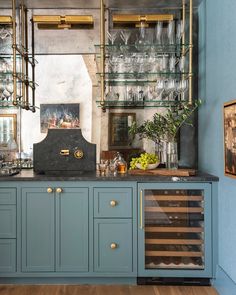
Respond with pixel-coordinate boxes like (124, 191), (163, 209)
(155, 21), (163, 45)
(109, 161), (117, 176)
(107, 30), (119, 45)
(179, 55), (186, 73)
(120, 29), (132, 45)
(169, 56), (176, 73)
(156, 80), (165, 100)
(176, 20), (184, 44)
(166, 141), (178, 169)
(167, 20), (175, 45)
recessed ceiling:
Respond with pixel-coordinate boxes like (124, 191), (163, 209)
(0, 0), (203, 9)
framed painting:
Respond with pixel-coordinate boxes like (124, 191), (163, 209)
(108, 112), (136, 148)
(224, 99), (236, 178)
(0, 114), (17, 148)
(40, 103), (80, 133)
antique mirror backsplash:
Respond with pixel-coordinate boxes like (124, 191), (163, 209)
(0, 2), (199, 168)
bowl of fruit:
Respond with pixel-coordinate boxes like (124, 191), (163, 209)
(130, 153), (159, 170)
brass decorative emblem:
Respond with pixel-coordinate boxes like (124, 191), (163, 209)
(74, 149), (84, 159)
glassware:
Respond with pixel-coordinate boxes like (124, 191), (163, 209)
(176, 20), (184, 45)
(109, 161), (117, 176)
(169, 56), (176, 73)
(107, 30), (119, 45)
(166, 141), (178, 169)
(179, 55), (185, 73)
(155, 21), (163, 45)
(114, 152), (127, 174)
(120, 29), (132, 45)
(156, 79), (165, 100)
(167, 20), (175, 45)
(160, 55), (168, 72)
(97, 159), (108, 175)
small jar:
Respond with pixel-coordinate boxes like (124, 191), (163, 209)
(114, 152), (127, 174)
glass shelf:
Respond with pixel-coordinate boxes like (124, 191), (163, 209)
(95, 44), (190, 55)
(96, 99), (189, 109)
(97, 72), (189, 82)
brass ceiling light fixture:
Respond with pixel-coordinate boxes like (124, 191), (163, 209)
(32, 15), (94, 30)
(112, 14), (174, 28)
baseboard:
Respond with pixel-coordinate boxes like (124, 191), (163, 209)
(213, 265), (236, 295)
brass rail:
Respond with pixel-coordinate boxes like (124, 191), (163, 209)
(140, 190), (143, 229)
(20, 3), (26, 109)
(189, 0), (193, 104)
(100, 0), (105, 110)
(12, 0), (17, 106)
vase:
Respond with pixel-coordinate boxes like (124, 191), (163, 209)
(154, 141), (166, 165)
(166, 141), (178, 169)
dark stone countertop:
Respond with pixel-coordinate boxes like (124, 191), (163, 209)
(0, 169), (219, 182)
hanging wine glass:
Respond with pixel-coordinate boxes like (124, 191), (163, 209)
(155, 21), (163, 45)
(120, 29), (131, 45)
(176, 20), (184, 45)
(107, 30), (119, 45)
(167, 20), (175, 45)
(156, 79), (165, 100)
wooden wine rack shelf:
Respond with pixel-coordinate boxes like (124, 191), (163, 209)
(145, 238), (204, 245)
(145, 251), (203, 257)
(145, 207), (204, 213)
(145, 226), (203, 233)
(145, 195), (204, 201)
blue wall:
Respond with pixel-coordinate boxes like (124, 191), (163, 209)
(198, 0), (236, 294)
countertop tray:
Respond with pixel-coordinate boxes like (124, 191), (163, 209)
(128, 168), (196, 176)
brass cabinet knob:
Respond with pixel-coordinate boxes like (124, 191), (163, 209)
(110, 200), (117, 207)
(110, 243), (117, 249)
(56, 188), (63, 194)
(47, 187), (53, 193)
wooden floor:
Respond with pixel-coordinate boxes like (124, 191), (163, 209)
(0, 285), (219, 295)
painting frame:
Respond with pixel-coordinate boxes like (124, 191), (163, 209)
(40, 103), (80, 133)
(224, 99), (236, 178)
(0, 114), (17, 149)
(108, 112), (136, 149)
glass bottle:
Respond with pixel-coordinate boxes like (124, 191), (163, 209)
(114, 152), (127, 174)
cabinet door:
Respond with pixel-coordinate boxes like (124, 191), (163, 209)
(138, 183), (212, 277)
(56, 188), (89, 272)
(22, 188), (55, 272)
(94, 219), (133, 273)
(0, 239), (16, 273)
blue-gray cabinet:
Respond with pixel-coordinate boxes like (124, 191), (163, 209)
(137, 182), (215, 278)
(93, 187), (134, 274)
(0, 188), (16, 273)
(22, 186), (89, 272)
(0, 179), (217, 283)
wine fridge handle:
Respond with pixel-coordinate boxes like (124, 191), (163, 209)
(140, 190), (143, 229)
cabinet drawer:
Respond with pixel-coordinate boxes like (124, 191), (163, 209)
(0, 205), (16, 238)
(0, 239), (16, 273)
(94, 188), (132, 218)
(0, 188), (16, 205)
(94, 219), (133, 273)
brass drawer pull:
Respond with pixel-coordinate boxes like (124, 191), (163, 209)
(47, 187), (53, 193)
(110, 243), (117, 249)
(110, 200), (117, 207)
(60, 149), (70, 156)
(56, 188), (63, 194)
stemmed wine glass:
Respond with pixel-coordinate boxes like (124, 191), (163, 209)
(155, 21), (163, 45)
(120, 29), (131, 45)
(156, 79), (165, 100)
(176, 20), (184, 45)
(107, 30), (119, 45)
(167, 20), (175, 45)
(120, 29), (132, 54)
